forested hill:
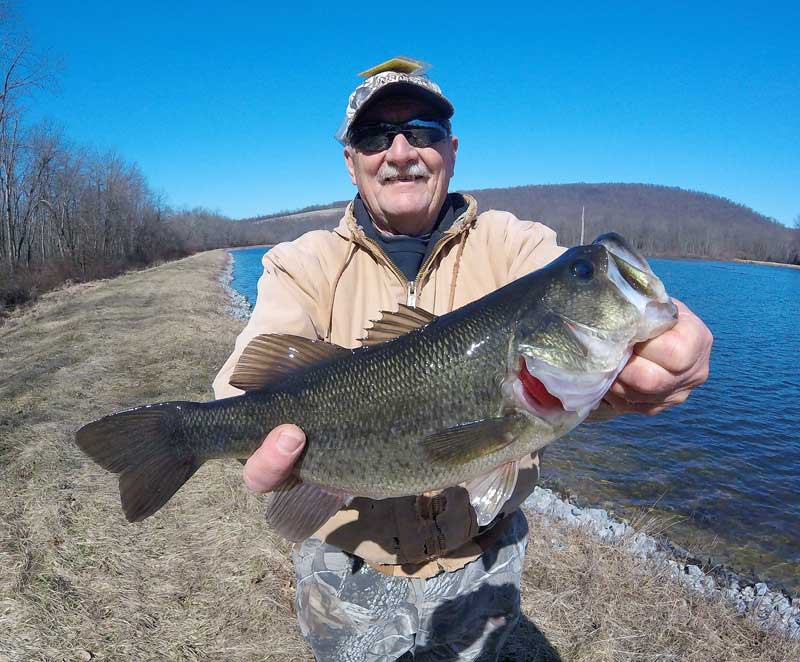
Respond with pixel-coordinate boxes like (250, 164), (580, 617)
(464, 183), (797, 261)
(241, 184), (799, 264)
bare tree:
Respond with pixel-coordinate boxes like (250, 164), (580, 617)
(0, 3), (50, 272)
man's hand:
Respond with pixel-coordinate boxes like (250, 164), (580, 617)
(243, 424), (306, 492)
(604, 299), (712, 416)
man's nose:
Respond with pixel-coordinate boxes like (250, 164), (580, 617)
(385, 132), (417, 164)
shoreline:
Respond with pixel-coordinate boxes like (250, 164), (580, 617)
(218, 250), (252, 320)
(732, 258), (800, 270)
(524, 488), (800, 638)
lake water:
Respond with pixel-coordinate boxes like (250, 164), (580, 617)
(229, 246), (800, 592)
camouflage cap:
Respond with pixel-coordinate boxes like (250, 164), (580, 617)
(335, 56), (454, 145)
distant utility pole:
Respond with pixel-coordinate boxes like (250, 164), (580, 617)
(580, 206), (585, 244)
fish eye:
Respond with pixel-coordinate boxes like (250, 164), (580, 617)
(571, 259), (594, 280)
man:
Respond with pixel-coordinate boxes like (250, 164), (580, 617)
(213, 57), (712, 661)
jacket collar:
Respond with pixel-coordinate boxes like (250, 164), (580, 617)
(334, 193), (478, 248)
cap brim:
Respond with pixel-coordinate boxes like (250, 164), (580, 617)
(352, 81), (454, 125)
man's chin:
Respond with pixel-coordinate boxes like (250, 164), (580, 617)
(379, 191), (429, 214)
(381, 208), (437, 235)
(382, 202), (429, 222)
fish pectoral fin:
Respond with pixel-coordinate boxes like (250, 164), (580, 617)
(463, 461), (520, 526)
(264, 477), (350, 542)
(230, 334), (349, 391)
(419, 415), (526, 465)
(359, 304), (437, 347)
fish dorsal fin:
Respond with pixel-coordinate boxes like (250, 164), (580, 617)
(230, 334), (349, 391)
(463, 461), (520, 526)
(264, 476), (350, 542)
(419, 414), (527, 465)
(360, 304), (437, 347)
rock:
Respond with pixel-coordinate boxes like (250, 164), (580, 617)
(755, 604), (773, 621)
(606, 521), (623, 538)
(551, 500), (575, 521)
(220, 252), (252, 320)
(583, 507), (607, 523)
(628, 532), (658, 559)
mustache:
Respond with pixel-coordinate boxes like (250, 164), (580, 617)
(378, 162), (431, 183)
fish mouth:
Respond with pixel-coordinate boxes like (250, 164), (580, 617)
(506, 349), (629, 423)
(510, 352), (630, 421)
(516, 357), (564, 412)
(594, 233), (678, 340)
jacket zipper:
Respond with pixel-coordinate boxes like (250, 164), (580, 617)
(415, 236), (451, 289)
(359, 231), (460, 307)
(406, 280), (417, 307)
(359, 236), (407, 284)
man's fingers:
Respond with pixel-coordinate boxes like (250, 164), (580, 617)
(609, 355), (679, 402)
(603, 391), (687, 417)
(607, 298), (712, 411)
(243, 424), (305, 493)
(634, 299), (713, 375)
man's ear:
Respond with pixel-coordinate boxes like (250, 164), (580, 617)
(344, 146), (357, 185)
(450, 135), (458, 175)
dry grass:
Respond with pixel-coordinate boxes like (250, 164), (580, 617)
(1, 251), (797, 661)
(509, 516), (798, 661)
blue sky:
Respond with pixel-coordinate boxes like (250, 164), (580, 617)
(19, 2), (800, 224)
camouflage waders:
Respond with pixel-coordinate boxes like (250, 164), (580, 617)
(292, 509), (529, 661)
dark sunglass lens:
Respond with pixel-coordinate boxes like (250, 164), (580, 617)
(350, 121), (448, 151)
(351, 131), (386, 152)
(350, 125), (394, 152)
(405, 126), (447, 148)
(356, 134), (388, 151)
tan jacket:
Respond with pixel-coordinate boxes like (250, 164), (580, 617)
(213, 194), (566, 577)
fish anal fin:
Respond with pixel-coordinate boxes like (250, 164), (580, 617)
(463, 461), (520, 526)
(265, 477), (350, 542)
(419, 415), (526, 465)
(360, 305), (437, 347)
(230, 334), (349, 391)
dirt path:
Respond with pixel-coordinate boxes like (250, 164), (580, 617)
(1, 250), (796, 661)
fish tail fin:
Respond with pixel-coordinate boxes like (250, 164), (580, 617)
(75, 402), (202, 522)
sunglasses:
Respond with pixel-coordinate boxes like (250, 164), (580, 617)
(348, 119), (451, 152)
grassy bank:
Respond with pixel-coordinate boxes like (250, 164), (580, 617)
(1, 251), (797, 661)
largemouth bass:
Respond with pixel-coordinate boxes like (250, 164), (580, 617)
(76, 234), (677, 541)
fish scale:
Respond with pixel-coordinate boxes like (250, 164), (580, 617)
(194, 299), (514, 495)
